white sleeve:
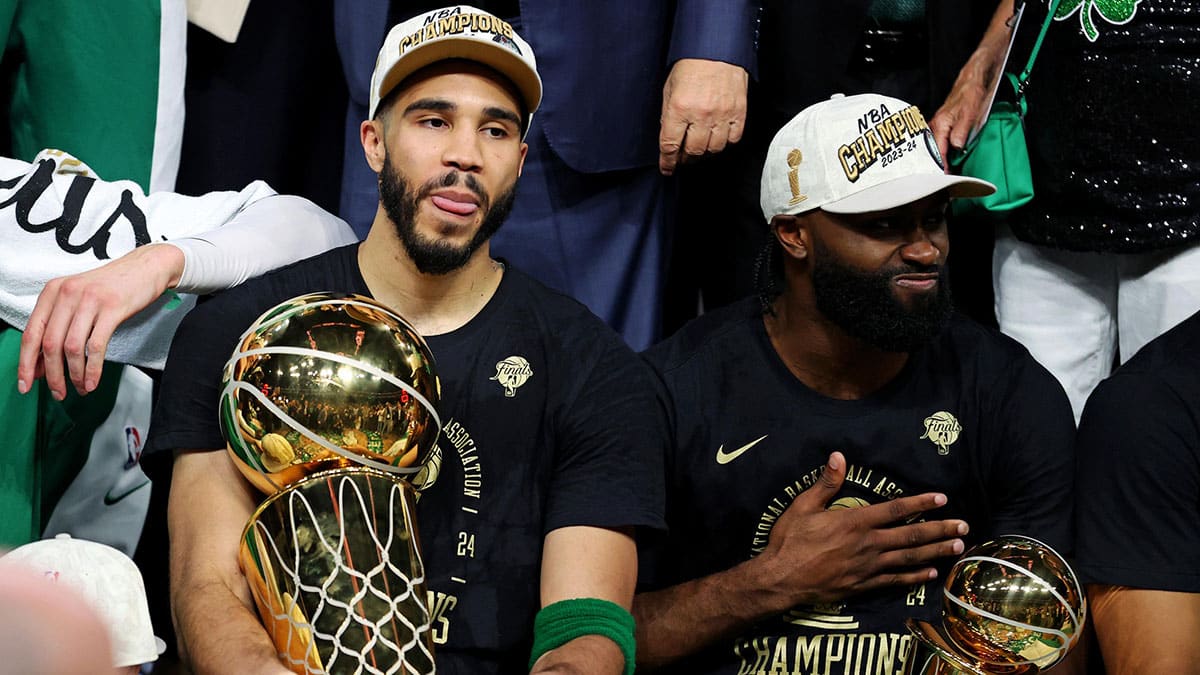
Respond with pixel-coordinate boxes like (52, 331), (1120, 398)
(170, 195), (359, 294)
(0, 151), (282, 332)
(0, 150), (357, 370)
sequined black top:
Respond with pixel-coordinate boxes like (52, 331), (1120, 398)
(1013, 0), (1200, 253)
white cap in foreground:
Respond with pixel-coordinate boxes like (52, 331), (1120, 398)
(1, 533), (166, 668)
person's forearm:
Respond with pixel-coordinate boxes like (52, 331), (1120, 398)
(172, 574), (290, 675)
(169, 450), (292, 675)
(633, 556), (790, 670)
(963, 0), (1017, 87)
(173, 195), (357, 295)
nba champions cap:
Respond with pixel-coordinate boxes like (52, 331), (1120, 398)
(1, 533), (166, 668)
(760, 93), (995, 221)
(368, 5), (542, 130)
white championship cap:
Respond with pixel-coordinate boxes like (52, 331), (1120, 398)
(368, 5), (542, 133)
(1, 534), (167, 668)
(760, 93), (995, 221)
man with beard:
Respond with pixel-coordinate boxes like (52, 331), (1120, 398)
(632, 94), (1077, 674)
(145, 7), (664, 674)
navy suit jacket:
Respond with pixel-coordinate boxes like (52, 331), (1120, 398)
(520, 0), (759, 173)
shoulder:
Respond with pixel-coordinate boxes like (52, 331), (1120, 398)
(1115, 310), (1200, 388)
(1081, 312), (1200, 443)
(936, 314), (1063, 389)
(930, 315), (1074, 426)
(936, 314), (1038, 363)
(644, 298), (760, 377)
(501, 266), (631, 352)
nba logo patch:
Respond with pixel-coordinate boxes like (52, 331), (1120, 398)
(124, 426), (143, 469)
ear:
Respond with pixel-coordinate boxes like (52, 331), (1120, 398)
(516, 141), (528, 177)
(771, 214), (809, 262)
(361, 119), (386, 173)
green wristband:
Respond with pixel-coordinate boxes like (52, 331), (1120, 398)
(528, 598), (636, 675)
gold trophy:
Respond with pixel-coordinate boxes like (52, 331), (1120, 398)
(904, 535), (1087, 675)
(219, 292), (442, 674)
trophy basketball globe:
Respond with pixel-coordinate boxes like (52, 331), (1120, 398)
(220, 292), (442, 674)
(904, 535), (1087, 675)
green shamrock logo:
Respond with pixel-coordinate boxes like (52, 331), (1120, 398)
(1054, 0), (1142, 42)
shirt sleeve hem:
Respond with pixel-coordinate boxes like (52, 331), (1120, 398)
(544, 508), (666, 535)
(1078, 563), (1200, 593)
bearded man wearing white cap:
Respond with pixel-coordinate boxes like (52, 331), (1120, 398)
(632, 93), (1077, 674)
(145, 7), (664, 674)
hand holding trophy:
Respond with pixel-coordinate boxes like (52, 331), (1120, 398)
(220, 292), (442, 674)
(904, 535), (1087, 675)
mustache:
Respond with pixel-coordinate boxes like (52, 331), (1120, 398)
(886, 262), (943, 277)
(416, 171), (489, 210)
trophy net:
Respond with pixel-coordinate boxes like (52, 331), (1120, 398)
(241, 468), (436, 674)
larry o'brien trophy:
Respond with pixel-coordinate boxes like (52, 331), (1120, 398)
(219, 292), (442, 674)
(904, 535), (1087, 675)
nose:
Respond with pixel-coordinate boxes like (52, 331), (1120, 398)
(899, 224), (941, 267)
(441, 127), (484, 173)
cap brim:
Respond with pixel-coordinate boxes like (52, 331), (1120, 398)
(113, 636), (167, 668)
(374, 38), (541, 119)
(821, 173), (996, 214)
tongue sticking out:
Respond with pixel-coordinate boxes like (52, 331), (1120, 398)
(431, 194), (479, 216)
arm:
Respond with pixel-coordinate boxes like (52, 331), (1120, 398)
(171, 195), (357, 295)
(16, 194), (355, 398)
(1074, 360), (1200, 669)
(1088, 585), (1200, 675)
(633, 452), (967, 669)
(530, 526), (637, 674)
(658, 0), (757, 175)
(929, 0), (1016, 163)
(169, 449), (292, 675)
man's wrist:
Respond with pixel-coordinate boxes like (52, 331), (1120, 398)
(531, 634), (625, 675)
(530, 599), (635, 675)
(735, 551), (801, 615)
(147, 242), (186, 289)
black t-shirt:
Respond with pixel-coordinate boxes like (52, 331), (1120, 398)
(640, 298), (1075, 675)
(1075, 310), (1200, 592)
(145, 244), (666, 674)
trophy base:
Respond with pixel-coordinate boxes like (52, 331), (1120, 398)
(904, 619), (1038, 675)
(240, 466), (435, 674)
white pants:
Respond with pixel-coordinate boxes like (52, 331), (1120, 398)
(993, 226), (1200, 423)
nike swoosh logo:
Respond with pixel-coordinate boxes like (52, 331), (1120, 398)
(103, 480), (151, 506)
(715, 435), (768, 465)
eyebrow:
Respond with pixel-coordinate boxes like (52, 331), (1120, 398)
(483, 106), (522, 128)
(403, 98), (522, 129)
(404, 98), (456, 116)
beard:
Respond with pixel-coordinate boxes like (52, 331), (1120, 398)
(379, 152), (517, 275)
(810, 241), (953, 353)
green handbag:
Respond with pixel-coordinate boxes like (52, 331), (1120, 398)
(952, 0), (1057, 215)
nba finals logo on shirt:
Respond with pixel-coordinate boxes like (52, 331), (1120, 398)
(920, 411), (962, 455)
(400, 7), (517, 54)
(838, 103), (930, 182)
(491, 356), (533, 397)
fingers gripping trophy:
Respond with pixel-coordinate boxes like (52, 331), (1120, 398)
(904, 536), (1087, 675)
(220, 292), (442, 674)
